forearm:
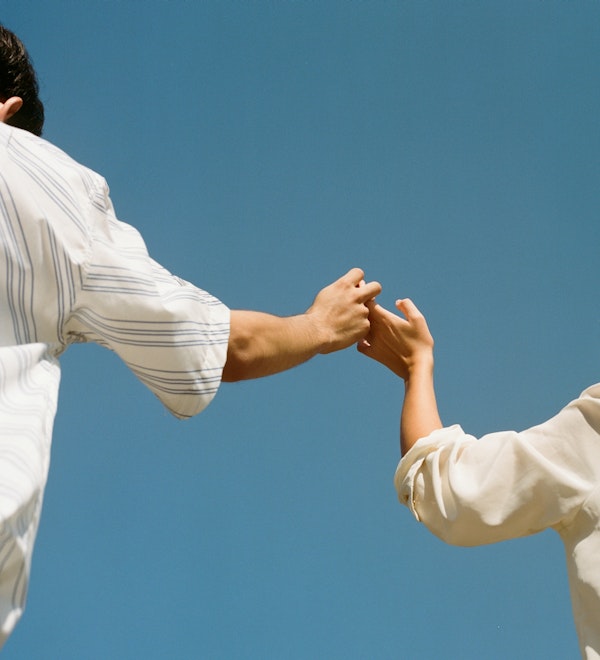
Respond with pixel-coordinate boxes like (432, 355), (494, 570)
(221, 270), (379, 382)
(222, 310), (326, 382)
(401, 361), (442, 455)
(357, 297), (442, 453)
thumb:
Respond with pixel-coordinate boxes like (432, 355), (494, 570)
(356, 338), (371, 353)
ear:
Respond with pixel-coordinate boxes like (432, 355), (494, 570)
(0, 96), (24, 123)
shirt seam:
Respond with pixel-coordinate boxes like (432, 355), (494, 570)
(63, 174), (102, 347)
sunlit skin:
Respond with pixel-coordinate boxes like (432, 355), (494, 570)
(0, 96), (22, 123)
(358, 298), (442, 455)
(223, 268), (381, 381)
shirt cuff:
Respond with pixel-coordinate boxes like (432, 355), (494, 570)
(394, 424), (465, 520)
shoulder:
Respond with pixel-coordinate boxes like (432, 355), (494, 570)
(0, 122), (108, 196)
(0, 125), (116, 262)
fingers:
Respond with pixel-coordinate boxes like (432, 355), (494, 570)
(396, 298), (423, 320)
(332, 270), (422, 322)
(330, 268), (381, 302)
(342, 267), (365, 285)
(357, 280), (382, 301)
(365, 299), (390, 320)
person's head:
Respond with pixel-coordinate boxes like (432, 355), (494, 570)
(0, 24), (44, 136)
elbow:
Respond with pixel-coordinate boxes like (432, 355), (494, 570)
(422, 507), (513, 548)
(430, 524), (482, 548)
(222, 311), (256, 382)
(221, 337), (253, 382)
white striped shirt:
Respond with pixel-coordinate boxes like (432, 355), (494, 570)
(0, 122), (230, 644)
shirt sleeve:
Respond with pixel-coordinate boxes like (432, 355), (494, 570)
(394, 384), (600, 546)
(64, 179), (230, 419)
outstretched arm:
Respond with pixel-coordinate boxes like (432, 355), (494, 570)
(222, 268), (381, 382)
(358, 298), (442, 455)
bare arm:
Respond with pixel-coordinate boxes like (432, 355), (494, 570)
(222, 268), (381, 382)
(400, 357), (441, 455)
(358, 298), (442, 454)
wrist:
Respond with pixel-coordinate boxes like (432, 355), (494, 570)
(293, 312), (329, 356)
(303, 308), (336, 354)
(405, 351), (434, 382)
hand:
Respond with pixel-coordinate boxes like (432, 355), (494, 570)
(306, 268), (382, 354)
(357, 298), (434, 380)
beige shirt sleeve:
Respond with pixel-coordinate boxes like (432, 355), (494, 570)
(394, 384), (600, 546)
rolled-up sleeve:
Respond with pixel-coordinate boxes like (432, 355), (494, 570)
(64, 180), (230, 419)
(394, 386), (600, 546)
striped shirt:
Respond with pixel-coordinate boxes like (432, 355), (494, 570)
(0, 122), (230, 644)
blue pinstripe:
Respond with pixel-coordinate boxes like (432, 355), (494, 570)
(0, 122), (230, 645)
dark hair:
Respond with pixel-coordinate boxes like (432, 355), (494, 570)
(0, 25), (44, 136)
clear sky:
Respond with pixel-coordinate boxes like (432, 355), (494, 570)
(2, 2), (599, 658)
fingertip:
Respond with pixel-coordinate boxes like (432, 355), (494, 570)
(350, 266), (365, 281)
(361, 280), (381, 300)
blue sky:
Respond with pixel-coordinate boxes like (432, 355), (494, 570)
(2, 2), (600, 658)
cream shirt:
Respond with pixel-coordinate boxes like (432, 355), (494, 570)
(0, 123), (230, 644)
(395, 383), (600, 659)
